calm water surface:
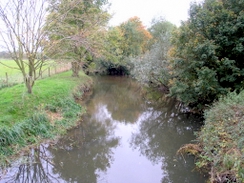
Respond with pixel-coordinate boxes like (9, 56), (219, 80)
(0, 76), (207, 183)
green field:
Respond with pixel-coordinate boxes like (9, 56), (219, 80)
(0, 59), (71, 87)
(0, 59), (22, 76)
(0, 59), (23, 84)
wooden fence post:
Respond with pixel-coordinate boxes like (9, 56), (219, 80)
(48, 68), (50, 77)
(5, 72), (8, 86)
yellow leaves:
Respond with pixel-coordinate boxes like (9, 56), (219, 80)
(177, 143), (202, 156)
(168, 78), (176, 87)
(168, 46), (177, 57)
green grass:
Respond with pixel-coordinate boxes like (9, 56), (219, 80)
(0, 70), (93, 167)
(0, 71), (89, 124)
(0, 59), (54, 76)
(0, 59), (23, 86)
(0, 59), (67, 88)
(0, 59), (22, 77)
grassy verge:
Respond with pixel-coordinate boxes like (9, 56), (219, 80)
(179, 91), (244, 183)
(0, 71), (93, 168)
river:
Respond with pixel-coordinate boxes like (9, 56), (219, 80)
(0, 76), (207, 183)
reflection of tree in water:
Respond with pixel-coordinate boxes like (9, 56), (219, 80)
(48, 116), (119, 183)
(130, 99), (205, 183)
(1, 144), (60, 183)
(88, 76), (145, 124)
(1, 114), (119, 183)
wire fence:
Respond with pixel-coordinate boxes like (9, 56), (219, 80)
(0, 63), (71, 89)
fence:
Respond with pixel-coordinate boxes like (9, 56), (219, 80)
(0, 63), (71, 88)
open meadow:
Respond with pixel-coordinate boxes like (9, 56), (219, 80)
(0, 59), (71, 88)
(0, 59), (23, 85)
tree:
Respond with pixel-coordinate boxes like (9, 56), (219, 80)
(131, 18), (176, 90)
(170, 0), (244, 111)
(95, 26), (133, 75)
(103, 27), (124, 63)
(0, 0), (50, 93)
(45, 0), (110, 77)
(119, 16), (152, 57)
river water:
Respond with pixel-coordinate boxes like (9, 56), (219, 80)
(0, 76), (207, 183)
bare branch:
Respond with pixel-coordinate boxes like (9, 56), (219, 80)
(0, 0), (50, 93)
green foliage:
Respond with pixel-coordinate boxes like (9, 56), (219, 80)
(170, 0), (244, 111)
(197, 90), (244, 182)
(102, 27), (124, 63)
(119, 17), (152, 57)
(45, 0), (110, 76)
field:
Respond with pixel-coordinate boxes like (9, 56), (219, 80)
(0, 59), (21, 75)
(0, 59), (23, 84)
(0, 59), (71, 87)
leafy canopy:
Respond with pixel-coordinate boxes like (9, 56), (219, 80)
(170, 0), (244, 111)
(45, 0), (110, 76)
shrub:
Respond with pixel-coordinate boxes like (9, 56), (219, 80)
(197, 91), (244, 182)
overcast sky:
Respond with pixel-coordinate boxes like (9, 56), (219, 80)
(108, 0), (203, 27)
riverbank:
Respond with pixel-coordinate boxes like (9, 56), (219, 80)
(0, 71), (93, 168)
(198, 91), (244, 183)
(179, 91), (244, 183)
(145, 84), (244, 182)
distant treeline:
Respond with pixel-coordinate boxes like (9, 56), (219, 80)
(0, 51), (11, 59)
(0, 51), (48, 60)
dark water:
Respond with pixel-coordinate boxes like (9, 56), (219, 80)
(0, 76), (207, 183)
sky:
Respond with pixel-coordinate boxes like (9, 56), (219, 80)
(108, 0), (203, 27)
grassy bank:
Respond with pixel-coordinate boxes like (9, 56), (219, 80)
(0, 71), (93, 167)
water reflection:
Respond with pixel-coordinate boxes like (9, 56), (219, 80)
(130, 99), (205, 183)
(48, 114), (119, 183)
(0, 144), (60, 182)
(1, 109), (120, 183)
(0, 76), (207, 183)
(88, 77), (144, 124)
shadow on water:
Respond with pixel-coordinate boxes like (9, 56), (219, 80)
(0, 76), (207, 183)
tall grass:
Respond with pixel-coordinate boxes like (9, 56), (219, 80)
(0, 70), (93, 167)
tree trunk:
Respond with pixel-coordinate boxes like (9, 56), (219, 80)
(25, 64), (35, 94)
(25, 75), (34, 94)
(71, 61), (81, 77)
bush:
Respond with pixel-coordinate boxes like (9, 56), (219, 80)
(197, 91), (244, 182)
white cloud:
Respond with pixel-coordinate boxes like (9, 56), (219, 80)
(108, 0), (203, 27)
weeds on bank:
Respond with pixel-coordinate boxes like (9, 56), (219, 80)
(179, 91), (244, 183)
